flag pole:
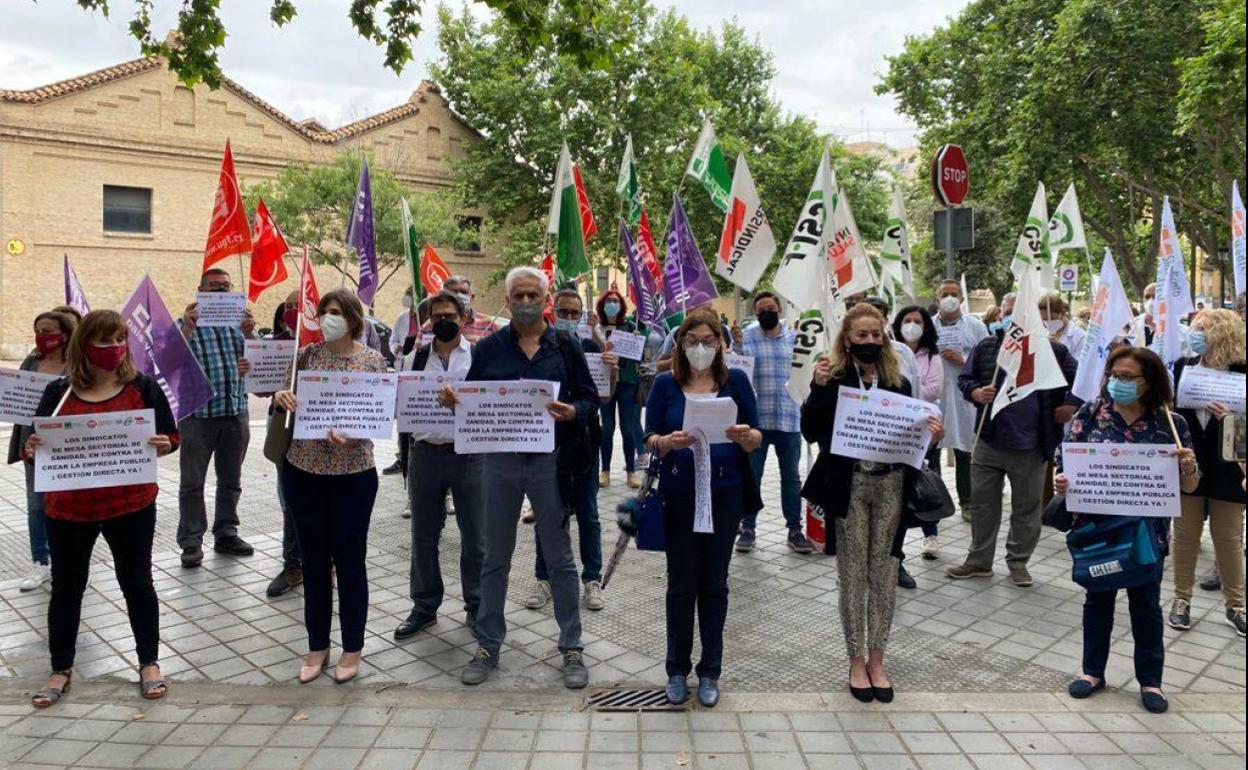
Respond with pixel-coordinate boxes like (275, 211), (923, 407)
(969, 361), (1002, 456)
(1162, 404), (1184, 451)
(284, 246), (308, 429)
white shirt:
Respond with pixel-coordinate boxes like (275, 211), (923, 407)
(409, 336), (472, 445)
(1057, 323), (1086, 359)
(391, 309), (412, 357)
(934, 312), (989, 452)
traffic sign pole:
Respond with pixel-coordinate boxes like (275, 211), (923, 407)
(946, 204), (955, 280)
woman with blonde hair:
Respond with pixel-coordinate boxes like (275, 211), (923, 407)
(801, 304), (943, 702)
(1168, 309), (1246, 636)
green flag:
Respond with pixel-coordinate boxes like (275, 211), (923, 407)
(617, 134), (642, 226)
(684, 119), (732, 213)
(547, 141), (590, 282)
(400, 196), (424, 301)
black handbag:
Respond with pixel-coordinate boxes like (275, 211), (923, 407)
(1042, 493), (1073, 532)
(904, 461), (955, 522)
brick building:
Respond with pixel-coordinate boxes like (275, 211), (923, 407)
(0, 56), (500, 358)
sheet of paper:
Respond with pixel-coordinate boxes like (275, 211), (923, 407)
(1062, 442), (1181, 518)
(396, 370), (464, 437)
(33, 408), (157, 492)
(828, 386), (940, 470)
(576, 324), (594, 340)
(454, 380), (556, 454)
(692, 437), (714, 533)
(608, 330), (645, 361)
(585, 353), (612, 398)
(194, 291), (247, 328)
(936, 325), (962, 351)
(292, 370), (398, 440)
(0, 368), (61, 425)
(724, 352), (755, 389)
(1176, 365), (1246, 414)
(243, 339), (296, 393)
(682, 396), (738, 445)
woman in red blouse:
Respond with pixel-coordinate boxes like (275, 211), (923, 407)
(23, 310), (180, 708)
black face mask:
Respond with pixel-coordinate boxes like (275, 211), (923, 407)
(757, 310), (780, 331)
(432, 318), (460, 343)
(848, 342), (883, 365)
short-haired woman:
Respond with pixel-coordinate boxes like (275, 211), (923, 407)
(24, 310), (179, 707)
(645, 309), (762, 707)
(1055, 346), (1199, 712)
(1168, 309), (1246, 636)
(9, 310), (78, 592)
(801, 304), (943, 703)
(274, 289), (387, 683)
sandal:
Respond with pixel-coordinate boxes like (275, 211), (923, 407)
(139, 663), (167, 700)
(31, 670), (72, 708)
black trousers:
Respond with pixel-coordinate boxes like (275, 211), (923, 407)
(1082, 578), (1165, 688)
(281, 462), (377, 653)
(953, 449), (972, 506)
(662, 487), (743, 680)
(46, 504), (159, 672)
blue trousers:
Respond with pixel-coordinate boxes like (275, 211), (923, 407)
(23, 462), (50, 564)
(743, 429), (803, 532)
(535, 455), (602, 582)
(600, 381), (641, 473)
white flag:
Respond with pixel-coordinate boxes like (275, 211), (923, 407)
(1048, 184), (1087, 257)
(1232, 180), (1245, 297)
(774, 149), (834, 311)
(959, 274), (970, 315)
(878, 185), (913, 299)
(714, 153), (776, 291)
(827, 183), (878, 299)
(1012, 182), (1052, 285)
(992, 267), (1068, 417)
(1151, 197), (1193, 365)
(1071, 248), (1134, 402)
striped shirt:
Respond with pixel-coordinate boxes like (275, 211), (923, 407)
(740, 325), (801, 433)
(187, 325), (246, 418)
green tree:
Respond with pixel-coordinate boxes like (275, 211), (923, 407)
(68, 0), (615, 88)
(241, 152), (477, 297)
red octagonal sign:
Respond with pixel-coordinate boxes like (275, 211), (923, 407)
(931, 144), (969, 206)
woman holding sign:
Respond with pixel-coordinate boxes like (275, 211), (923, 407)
(801, 304), (943, 703)
(24, 310), (179, 707)
(1054, 346), (1199, 713)
(273, 290), (386, 684)
(596, 289), (643, 489)
(1168, 309), (1246, 636)
(644, 309), (761, 707)
(893, 305), (945, 563)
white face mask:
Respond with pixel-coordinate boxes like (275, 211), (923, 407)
(685, 344), (717, 372)
(1045, 319), (1064, 337)
(901, 322), (924, 342)
(1145, 299), (1156, 317)
(401, 295), (413, 310)
(319, 314), (349, 342)
(938, 295), (960, 313)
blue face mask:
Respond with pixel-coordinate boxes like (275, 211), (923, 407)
(1188, 330), (1207, 355)
(554, 318), (578, 335)
(988, 321), (1003, 334)
(999, 314), (1013, 329)
(1107, 377), (1140, 406)
(603, 302), (622, 319)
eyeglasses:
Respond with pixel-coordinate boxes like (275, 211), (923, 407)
(553, 309), (581, 320)
(682, 336), (718, 348)
(1109, 372), (1144, 383)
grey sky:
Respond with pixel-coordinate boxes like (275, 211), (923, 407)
(1, 0), (967, 148)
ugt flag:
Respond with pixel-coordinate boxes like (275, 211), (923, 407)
(346, 158), (378, 306)
(1071, 248), (1133, 402)
(1011, 182), (1051, 284)
(662, 193), (718, 313)
(621, 219), (665, 327)
(1151, 196), (1193, 365)
(992, 267), (1067, 417)
(202, 140), (253, 272)
(121, 275), (213, 422)
(295, 246), (324, 348)
(714, 153), (776, 292)
(248, 199), (290, 302)
(63, 254), (90, 315)
(1232, 180), (1245, 297)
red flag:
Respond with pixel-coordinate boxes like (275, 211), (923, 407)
(296, 246), (323, 348)
(202, 140), (253, 272)
(572, 163), (598, 242)
(248, 199), (290, 302)
(420, 245), (452, 295)
(541, 253), (557, 311)
(637, 209), (662, 286)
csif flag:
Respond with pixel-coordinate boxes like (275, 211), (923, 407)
(1011, 182), (1051, 285)
(773, 148), (835, 312)
(827, 182), (878, 300)
(621, 219), (665, 327)
(1232, 180), (1245, 297)
(295, 246), (324, 348)
(202, 140), (253, 272)
(345, 158), (378, 306)
(878, 184), (914, 299)
(662, 193), (718, 312)
(992, 266), (1067, 417)
(1071, 248), (1133, 402)
(248, 199), (290, 302)
(547, 142), (591, 282)
(684, 119), (732, 213)
(1150, 196), (1193, 365)
(714, 153), (776, 291)
(1048, 183), (1087, 256)
(63, 254), (90, 315)
(121, 274), (213, 422)
(616, 134), (642, 226)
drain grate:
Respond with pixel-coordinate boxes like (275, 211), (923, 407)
(587, 688), (684, 712)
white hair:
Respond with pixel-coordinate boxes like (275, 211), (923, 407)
(505, 266), (548, 295)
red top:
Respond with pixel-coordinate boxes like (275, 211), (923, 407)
(39, 384), (181, 522)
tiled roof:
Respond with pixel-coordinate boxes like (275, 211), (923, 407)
(0, 56), (163, 103)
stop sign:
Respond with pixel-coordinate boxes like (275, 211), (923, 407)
(931, 144), (969, 206)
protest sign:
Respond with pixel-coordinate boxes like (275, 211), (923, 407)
(1176, 365), (1246, 414)
(936, 326), (962, 351)
(585, 353), (612, 398)
(454, 380), (556, 454)
(396, 370), (464, 437)
(576, 324), (594, 340)
(0, 368), (60, 425)
(682, 395), (738, 444)
(293, 371), (397, 440)
(828, 386), (938, 469)
(608, 330), (645, 361)
(33, 409), (157, 492)
(1062, 442), (1181, 518)
(194, 291), (247, 328)
(243, 339), (296, 393)
(724, 352), (755, 388)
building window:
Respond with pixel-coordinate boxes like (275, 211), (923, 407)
(457, 215), (482, 252)
(426, 126), (443, 160)
(596, 266), (610, 292)
(103, 185), (152, 233)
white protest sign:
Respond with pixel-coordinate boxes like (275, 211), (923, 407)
(396, 370), (464, 437)
(724, 353), (755, 389)
(828, 386), (938, 469)
(682, 395), (738, 444)
(0, 368), (60, 425)
(585, 353), (612, 398)
(194, 291), (247, 328)
(243, 339), (296, 393)
(454, 380), (556, 454)
(293, 370), (398, 440)
(576, 324), (594, 340)
(1062, 442), (1181, 518)
(33, 408), (157, 492)
(936, 326), (962, 351)
(1176, 365), (1246, 414)
(608, 330), (645, 361)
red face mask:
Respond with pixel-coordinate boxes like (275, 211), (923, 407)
(34, 333), (66, 355)
(85, 343), (128, 372)
(282, 308), (299, 333)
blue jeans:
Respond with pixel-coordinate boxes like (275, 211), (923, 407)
(743, 430), (803, 532)
(600, 381), (641, 473)
(536, 455), (602, 583)
(24, 462), (50, 564)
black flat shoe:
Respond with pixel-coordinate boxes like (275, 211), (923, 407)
(394, 613), (436, 641)
(1068, 678), (1105, 699)
(849, 684), (874, 703)
(1141, 690), (1169, 713)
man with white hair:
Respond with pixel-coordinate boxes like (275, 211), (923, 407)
(439, 266), (599, 689)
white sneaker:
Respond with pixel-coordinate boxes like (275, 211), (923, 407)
(401, 501), (412, 519)
(921, 536), (940, 560)
(525, 580), (551, 609)
(583, 580), (605, 611)
(19, 562), (51, 592)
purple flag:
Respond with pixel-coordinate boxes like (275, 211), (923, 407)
(63, 254), (90, 316)
(121, 275), (213, 422)
(662, 193), (718, 313)
(346, 158), (378, 306)
(621, 219), (665, 326)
